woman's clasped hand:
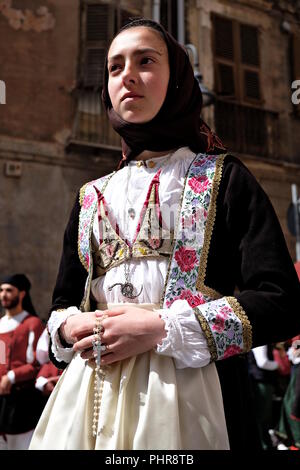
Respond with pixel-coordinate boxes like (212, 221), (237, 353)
(62, 306), (167, 364)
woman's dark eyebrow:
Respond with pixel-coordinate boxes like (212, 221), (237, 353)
(108, 48), (163, 62)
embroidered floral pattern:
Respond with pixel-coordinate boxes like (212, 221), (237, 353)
(212, 314), (225, 332)
(194, 298), (244, 361)
(174, 246), (197, 272)
(78, 175), (113, 272)
(166, 288), (206, 309)
(188, 175), (211, 194)
(82, 193), (96, 209)
(223, 345), (243, 359)
(163, 154), (220, 309)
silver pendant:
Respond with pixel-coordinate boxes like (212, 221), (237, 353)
(128, 207), (135, 219)
(108, 282), (143, 299)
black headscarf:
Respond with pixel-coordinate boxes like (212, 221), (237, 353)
(102, 18), (226, 168)
(1, 273), (37, 316)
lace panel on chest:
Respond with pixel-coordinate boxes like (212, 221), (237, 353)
(93, 169), (173, 276)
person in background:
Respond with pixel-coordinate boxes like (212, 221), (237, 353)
(275, 335), (300, 450)
(35, 328), (62, 397)
(272, 342), (291, 400)
(248, 345), (280, 449)
(0, 274), (44, 450)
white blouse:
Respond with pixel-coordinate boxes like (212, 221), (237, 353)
(0, 310), (29, 333)
(49, 147), (210, 368)
(252, 346), (278, 371)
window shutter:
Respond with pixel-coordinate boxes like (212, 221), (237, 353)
(292, 34), (300, 79)
(213, 17), (274, 159)
(292, 33), (300, 115)
(240, 24), (259, 66)
(83, 3), (111, 89)
(239, 24), (261, 103)
(244, 70), (261, 100)
(74, 2), (124, 148)
(213, 15), (236, 99)
(214, 16), (234, 60)
(86, 4), (109, 41)
(213, 16), (261, 104)
(83, 48), (106, 88)
(216, 63), (236, 97)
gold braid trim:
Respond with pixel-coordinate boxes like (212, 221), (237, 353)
(194, 307), (218, 362)
(196, 154), (226, 300)
(226, 296), (253, 352)
(79, 183), (88, 207)
(79, 173), (115, 208)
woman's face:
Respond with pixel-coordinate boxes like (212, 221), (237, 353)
(107, 26), (170, 123)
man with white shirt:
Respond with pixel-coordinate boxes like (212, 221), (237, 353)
(0, 274), (44, 450)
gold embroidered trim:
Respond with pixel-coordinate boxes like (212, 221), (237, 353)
(196, 154), (227, 300)
(79, 183), (88, 206)
(194, 307), (218, 362)
(78, 183), (90, 272)
(226, 296), (253, 352)
(78, 202), (97, 309)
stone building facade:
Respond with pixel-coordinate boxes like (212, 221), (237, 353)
(189, 0), (300, 259)
(0, 0), (300, 318)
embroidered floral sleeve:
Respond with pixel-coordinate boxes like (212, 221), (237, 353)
(194, 296), (252, 361)
(161, 154), (253, 362)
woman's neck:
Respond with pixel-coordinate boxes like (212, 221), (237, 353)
(134, 148), (177, 162)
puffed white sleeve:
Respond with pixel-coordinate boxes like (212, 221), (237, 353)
(47, 307), (80, 364)
(155, 299), (211, 369)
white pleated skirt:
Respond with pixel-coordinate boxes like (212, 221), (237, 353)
(29, 304), (229, 450)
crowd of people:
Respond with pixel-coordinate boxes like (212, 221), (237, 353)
(248, 338), (300, 450)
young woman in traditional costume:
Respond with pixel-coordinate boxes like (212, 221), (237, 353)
(29, 19), (300, 450)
